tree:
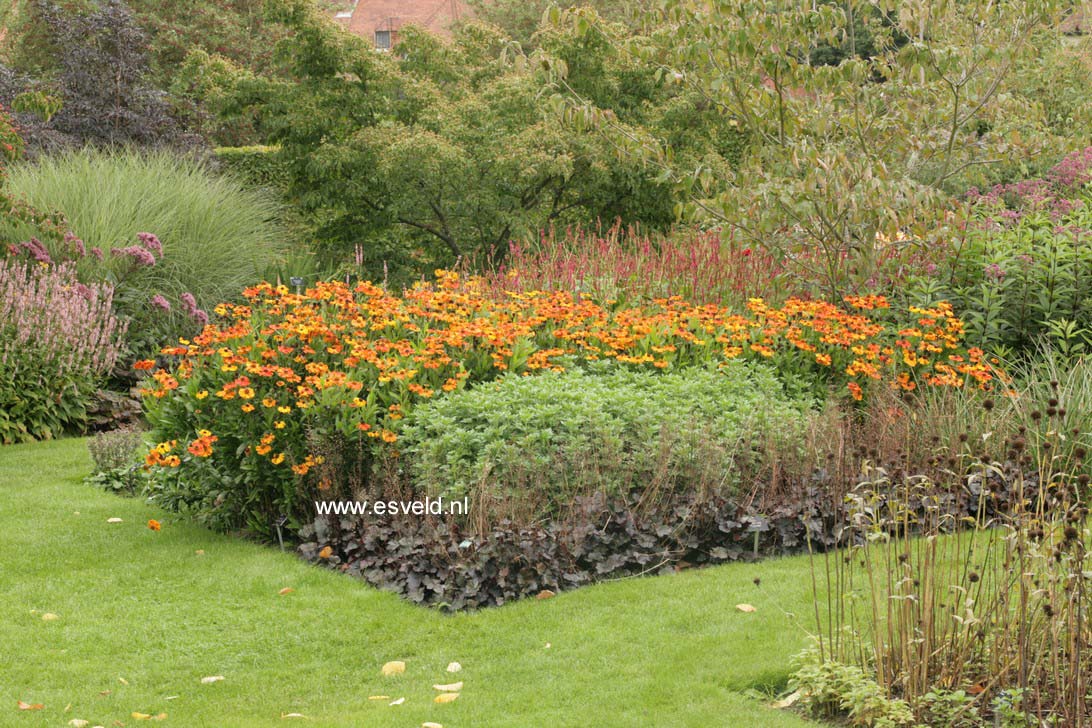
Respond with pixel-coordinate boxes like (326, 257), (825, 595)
(231, 1), (677, 277)
(543, 0), (1066, 298)
(3, 0), (185, 148)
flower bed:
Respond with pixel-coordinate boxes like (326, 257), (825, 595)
(140, 271), (995, 536)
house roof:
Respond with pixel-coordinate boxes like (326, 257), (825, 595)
(345, 0), (473, 40)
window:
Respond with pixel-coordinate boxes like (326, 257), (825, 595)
(375, 30), (391, 50)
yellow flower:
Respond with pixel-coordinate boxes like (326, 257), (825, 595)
(274, 420), (286, 429)
(262, 397), (277, 408)
(277, 405), (292, 414)
(271, 452), (285, 465)
(195, 390), (208, 400)
(241, 403), (255, 412)
(256, 444), (272, 455)
(238, 387), (255, 399)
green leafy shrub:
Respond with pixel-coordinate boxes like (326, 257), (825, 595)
(790, 648), (915, 727)
(4, 148), (283, 354)
(213, 146), (289, 190)
(87, 427), (145, 472)
(0, 259), (126, 443)
(84, 427), (147, 494)
(400, 363), (812, 523)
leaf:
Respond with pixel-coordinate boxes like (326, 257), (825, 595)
(69, 720), (91, 727)
(278, 587), (295, 596)
(422, 723), (444, 728)
(445, 662), (462, 673)
(388, 697), (405, 706)
(107, 518), (123, 523)
(367, 696), (389, 701)
(380, 660), (405, 676)
(432, 682), (463, 692)
(318, 546), (333, 559)
(200, 676), (225, 684)
(735, 603), (757, 613)
(41, 612), (60, 622)
(17, 700), (44, 710)
(195, 550), (205, 555)
(280, 713), (308, 719)
(535, 589), (555, 599)
(118, 677), (129, 685)
(434, 692), (459, 704)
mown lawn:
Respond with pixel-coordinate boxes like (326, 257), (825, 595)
(1, 438), (821, 727)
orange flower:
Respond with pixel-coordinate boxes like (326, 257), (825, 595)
(148, 519), (161, 531)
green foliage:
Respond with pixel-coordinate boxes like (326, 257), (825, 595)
(467, 0), (646, 48)
(220, 5), (686, 280)
(401, 363), (811, 520)
(906, 157), (1092, 355)
(4, 148), (283, 354)
(84, 427), (147, 493)
(213, 145), (289, 189)
(545, 0), (1067, 299)
(790, 648), (915, 726)
(87, 427), (145, 473)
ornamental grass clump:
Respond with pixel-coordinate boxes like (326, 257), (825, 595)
(0, 259), (126, 443)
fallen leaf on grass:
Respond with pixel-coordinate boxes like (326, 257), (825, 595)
(41, 612), (60, 622)
(118, 677), (129, 685)
(278, 587), (295, 596)
(130, 712), (167, 721)
(164, 696), (179, 701)
(69, 720), (90, 727)
(433, 693), (459, 704)
(735, 604), (757, 613)
(544, 643), (551, 649)
(432, 682), (463, 692)
(200, 676), (225, 684)
(280, 712), (308, 719)
(107, 518), (123, 524)
(99, 691), (111, 697)
(422, 723), (443, 728)
(388, 698), (405, 706)
(535, 589), (555, 600)
(195, 550), (205, 555)
(17, 700), (44, 710)
(445, 662), (462, 673)
(318, 546), (333, 559)
(380, 660), (405, 676)
(366, 695), (389, 701)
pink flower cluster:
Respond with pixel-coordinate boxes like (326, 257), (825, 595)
(967, 146), (1092, 227)
(180, 291), (209, 326)
(0, 259), (127, 381)
(111, 231), (164, 269)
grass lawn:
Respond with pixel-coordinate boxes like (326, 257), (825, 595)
(1, 438), (822, 727)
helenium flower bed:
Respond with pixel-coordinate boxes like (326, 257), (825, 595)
(136, 271), (999, 607)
